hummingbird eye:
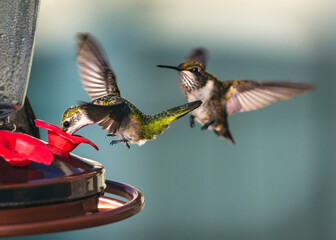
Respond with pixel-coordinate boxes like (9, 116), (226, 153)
(190, 68), (199, 73)
(63, 121), (70, 129)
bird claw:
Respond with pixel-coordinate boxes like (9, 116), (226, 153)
(201, 120), (214, 130)
(189, 115), (195, 128)
(109, 139), (130, 149)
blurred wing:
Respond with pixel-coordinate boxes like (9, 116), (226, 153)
(82, 99), (126, 134)
(77, 33), (120, 100)
(186, 47), (208, 68)
(224, 80), (314, 115)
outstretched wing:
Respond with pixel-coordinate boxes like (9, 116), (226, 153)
(186, 47), (208, 68)
(82, 97), (126, 134)
(77, 33), (120, 100)
(223, 80), (314, 115)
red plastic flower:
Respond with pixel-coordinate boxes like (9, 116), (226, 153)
(35, 120), (99, 152)
(0, 131), (54, 167)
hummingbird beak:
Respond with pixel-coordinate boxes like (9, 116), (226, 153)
(157, 65), (181, 71)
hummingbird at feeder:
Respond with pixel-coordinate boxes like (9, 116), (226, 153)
(60, 34), (202, 148)
(157, 48), (314, 144)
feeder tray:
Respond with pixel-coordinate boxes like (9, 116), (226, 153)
(0, 153), (144, 237)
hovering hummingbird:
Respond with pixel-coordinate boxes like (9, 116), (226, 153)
(157, 48), (314, 144)
(60, 34), (202, 148)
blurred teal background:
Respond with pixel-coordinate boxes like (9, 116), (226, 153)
(8, 0), (336, 239)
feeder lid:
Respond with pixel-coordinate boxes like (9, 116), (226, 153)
(0, 151), (106, 208)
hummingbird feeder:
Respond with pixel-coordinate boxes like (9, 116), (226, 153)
(0, 0), (144, 237)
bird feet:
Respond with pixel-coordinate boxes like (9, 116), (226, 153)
(189, 115), (195, 128)
(108, 136), (130, 149)
(106, 133), (116, 137)
(201, 120), (214, 130)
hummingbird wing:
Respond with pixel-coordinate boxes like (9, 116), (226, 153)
(223, 80), (314, 115)
(186, 48), (208, 68)
(82, 98), (126, 134)
(77, 33), (120, 101)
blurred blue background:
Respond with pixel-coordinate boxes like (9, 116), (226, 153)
(8, 0), (336, 239)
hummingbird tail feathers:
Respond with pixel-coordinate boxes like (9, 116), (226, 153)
(166, 100), (202, 120)
(214, 127), (235, 144)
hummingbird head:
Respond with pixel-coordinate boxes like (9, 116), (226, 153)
(60, 105), (93, 135)
(157, 61), (207, 91)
